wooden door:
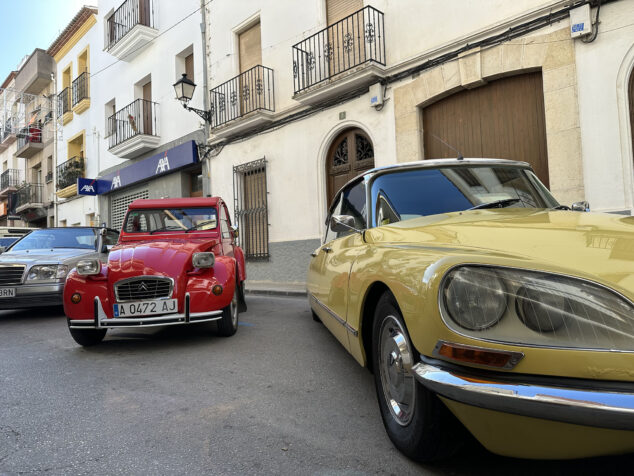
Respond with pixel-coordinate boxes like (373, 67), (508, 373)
(139, 0), (151, 26)
(326, 0), (364, 76)
(239, 22), (262, 115)
(142, 81), (152, 136)
(423, 72), (550, 186)
(326, 128), (374, 207)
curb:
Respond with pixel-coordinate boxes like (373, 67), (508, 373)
(245, 289), (307, 298)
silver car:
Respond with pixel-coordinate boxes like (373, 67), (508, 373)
(0, 227), (119, 309)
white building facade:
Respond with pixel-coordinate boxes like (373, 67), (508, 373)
(204, 0), (634, 291)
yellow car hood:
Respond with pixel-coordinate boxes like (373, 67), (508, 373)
(370, 209), (634, 298)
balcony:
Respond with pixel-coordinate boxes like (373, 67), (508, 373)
(108, 99), (160, 158)
(56, 157), (85, 198)
(106, 0), (157, 61)
(209, 65), (275, 137)
(0, 120), (16, 149)
(72, 72), (90, 115)
(14, 49), (55, 95)
(292, 6), (385, 104)
(58, 88), (73, 125)
(15, 126), (44, 159)
(0, 169), (23, 197)
(15, 183), (46, 220)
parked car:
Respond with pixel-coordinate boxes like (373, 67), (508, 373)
(64, 197), (247, 346)
(0, 227), (119, 309)
(307, 158), (634, 461)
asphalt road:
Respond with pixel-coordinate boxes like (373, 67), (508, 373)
(1, 295), (633, 475)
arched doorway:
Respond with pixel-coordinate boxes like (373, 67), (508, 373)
(325, 128), (374, 206)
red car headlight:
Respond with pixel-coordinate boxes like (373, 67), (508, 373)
(192, 252), (215, 269)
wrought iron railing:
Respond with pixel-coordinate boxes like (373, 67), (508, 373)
(1, 119), (13, 143)
(72, 72), (89, 106)
(16, 183), (43, 208)
(209, 65), (275, 128)
(45, 171), (53, 183)
(57, 157), (85, 190)
(106, 0), (155, 50)
(292, 6), (385, 94)
(17, 126), (42, 149)
(58, 88), (71, 116)
(233, 158), (269, 260)
(0, 169), (21, 191)
(107, 98), (159, 149)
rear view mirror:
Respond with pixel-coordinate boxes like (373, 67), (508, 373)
(229, 225), (239, 238)
(330, 215), (361, 234)
(571, 201), (590, 212)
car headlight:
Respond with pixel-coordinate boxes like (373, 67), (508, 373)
(440, 265), (634, 351)
(192, 252), (215, 269)
(27, 265), (68, 281)
(76, 259), (102, 276)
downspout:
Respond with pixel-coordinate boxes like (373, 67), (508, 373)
(200, 0), (211, 196)
(52, 72), (58, 227)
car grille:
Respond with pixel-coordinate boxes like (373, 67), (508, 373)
(114, 277), (172, 302)
(0, 265), (25, 285)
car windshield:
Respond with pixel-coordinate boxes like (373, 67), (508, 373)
(371, 165), (559, 226)
(11, 228), (98, 251)
(123, 207), (218, 233)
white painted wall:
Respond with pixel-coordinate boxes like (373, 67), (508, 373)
(575, 0), (634, 213)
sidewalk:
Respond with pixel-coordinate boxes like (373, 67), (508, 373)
(244, 280), (307, 297)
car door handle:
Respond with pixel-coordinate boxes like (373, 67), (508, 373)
(322, 246), (332, 253)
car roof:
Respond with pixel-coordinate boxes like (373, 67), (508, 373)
(128, 197), (221, 209)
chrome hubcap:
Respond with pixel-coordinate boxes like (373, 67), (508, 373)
(378, 315), (415, 426)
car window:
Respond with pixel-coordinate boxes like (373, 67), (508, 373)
(11, 228), (97, 250)
(340, 181), (367, 231)
(220, 206), (231, 239)
(123, 207), (218, 233)
(105, 231), (119, 245)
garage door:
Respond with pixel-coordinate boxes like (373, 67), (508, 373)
(422, 72), (549, 186)
(110, 189), (149, 231)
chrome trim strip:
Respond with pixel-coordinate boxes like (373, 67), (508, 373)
(432, 340), (524, 370)
(308, 293), (358, 337)
(437, 263), (634, 353)
(114, 275), (175, 302)
(412, 361), (634, 431)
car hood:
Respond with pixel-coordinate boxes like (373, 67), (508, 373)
(0, 248), (97, 265)
(369, 208), (634, 297)
(107, 238), (218, 282)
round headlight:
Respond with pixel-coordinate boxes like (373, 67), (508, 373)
(515, 285), (567, 333)
(76, 259), (102, 276)
(443, 267), (507, 331)
(192, 252), (215, 269)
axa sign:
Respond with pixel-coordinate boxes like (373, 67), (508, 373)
(155, 154), (170, 174)
(77, 178), (111, 196)
(80, 184), (95, 194)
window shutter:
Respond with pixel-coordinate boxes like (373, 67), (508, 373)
(238, 22), (262, 73)
(326, 0), (363, 24)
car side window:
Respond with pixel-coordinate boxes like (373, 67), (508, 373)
(324, 195), (342, 244)
(220, 206), (231, 239)
(340, 181), (367, 230)
(105, 231), (119, 245)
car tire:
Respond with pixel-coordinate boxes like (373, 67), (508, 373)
(68, 327), (107, 347)
(238, 280), (247, 313)
(217, 281), (239, 337)
(371, 292), (463, 462)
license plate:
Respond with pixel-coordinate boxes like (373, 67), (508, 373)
(0, 288), (15, 297)
(113, 299), (178, 318)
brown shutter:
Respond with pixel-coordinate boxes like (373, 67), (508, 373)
(239, 22), (262, 73)
(185, 53), (194, 80)
(327, 0), (363, 24)
(142, 81), (152, 136)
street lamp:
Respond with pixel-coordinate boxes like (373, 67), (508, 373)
(173, 73), (211, 123)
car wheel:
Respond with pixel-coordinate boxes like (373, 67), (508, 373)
(238, 280), (247, 313)
(217, 282), (239, 337)
(68, 326), (107, 346)
(372, 292), (462, 462)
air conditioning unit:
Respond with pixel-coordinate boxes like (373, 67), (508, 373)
(570, 4), (592, 38)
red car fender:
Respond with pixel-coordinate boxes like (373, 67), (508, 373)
(234, 246), (247, 283)
(63, 268), (110, 320)
(185, 255), (236, 313)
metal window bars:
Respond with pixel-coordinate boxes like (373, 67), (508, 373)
(209, 65), (275, 128)
(72, 72), (89, 106)
(15, 183), (44, 208)
(233, 158), (269, 260)
(57, 88), (71, 116)
(106, 0), (155, 50)
(16, 125), (42, 149)
(292, 6), (385, 94)
(56, 156), (85, 190)
(107, 98), (159, 149)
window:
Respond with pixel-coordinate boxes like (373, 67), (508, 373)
(105, 230), (120, 245)
(105, 99), (116, 137)
(220, 206), (231, 239)
(185, 53), (194, 81)
(122, 207), (217, 233)
(233, 158), (269, 260)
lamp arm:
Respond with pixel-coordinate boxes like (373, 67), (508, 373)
(182, 103), (211, 123)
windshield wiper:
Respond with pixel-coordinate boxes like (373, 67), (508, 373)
(468, 198), (521, 210)
(186, 220), (217, 232)
(149, 226), (183, 234)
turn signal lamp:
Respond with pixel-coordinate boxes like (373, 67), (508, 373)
(76, 259), (102, 276)
(71, 293), (82, 304)
(212, 285), (223, 296)
(434, 341), (524, 370)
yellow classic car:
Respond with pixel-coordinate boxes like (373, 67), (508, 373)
(307, 159), (634, 462)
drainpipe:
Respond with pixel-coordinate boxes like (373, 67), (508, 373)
(52, 72), (58, 227)
(200, 0), (211, 196)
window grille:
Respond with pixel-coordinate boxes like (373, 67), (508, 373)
(233, 158), (269, 260)
(110, 189), (149, 231)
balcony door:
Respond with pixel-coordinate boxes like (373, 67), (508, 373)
(142, 81), (152, 136)
(238, 22), (261, 116)
(326, 0), (363, 76)
(139, 0), (151, 27)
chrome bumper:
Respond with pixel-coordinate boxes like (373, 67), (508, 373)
(0, 283), (63, 309)
(68, 295), (223, 329)
(412, 360), (634, 431)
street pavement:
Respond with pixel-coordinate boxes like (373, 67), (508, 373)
(1, 295), (633, 475)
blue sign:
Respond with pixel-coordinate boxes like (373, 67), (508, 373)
(572, 23), (584, 33)
(100, 140), (199, 193)
(78, 178), (110, 195)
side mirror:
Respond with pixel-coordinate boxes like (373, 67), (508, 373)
(229, 225), (239, 238)
(571, 201), (590, 212)
(330, 215), (361, 234)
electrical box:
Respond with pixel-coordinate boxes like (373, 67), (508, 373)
(369, 82), (384, 108)
(570, 4), (592, 38)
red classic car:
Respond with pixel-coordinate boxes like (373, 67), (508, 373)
(63, 197), (247, 346)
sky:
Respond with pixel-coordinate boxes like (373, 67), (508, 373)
(0, 0), (87, 82)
